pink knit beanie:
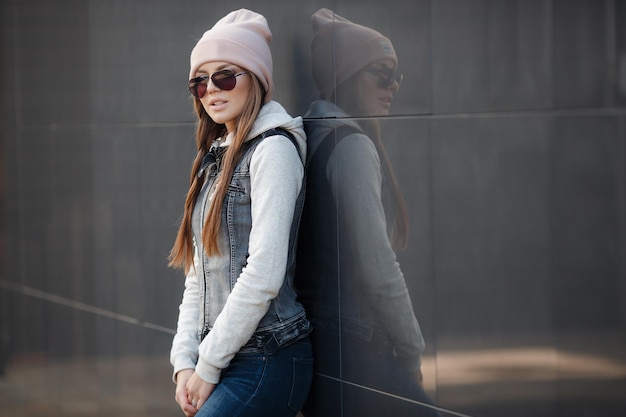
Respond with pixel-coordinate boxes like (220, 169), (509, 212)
(190, 9), (273, 103)
(311, 8), (397, 100)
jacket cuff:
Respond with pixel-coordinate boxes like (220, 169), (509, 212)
(195, 357), (222, 384)
(172, 356), (198, 384)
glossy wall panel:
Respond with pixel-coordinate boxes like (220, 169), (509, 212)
(432, 0), (553, 113)
(88, 0), (194, 124)
(1, 1), (626, 416)
(9, 0), (90, 125)
(430, 116), (557, 416)
(553, 0), (614, 108)
(550, 116), (623, 327)
(430, 116), (554, 336)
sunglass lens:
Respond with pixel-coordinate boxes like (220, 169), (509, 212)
(212, 71), (236, 90)
(189, 77), (208, 98)
(195, 82), (207, 98)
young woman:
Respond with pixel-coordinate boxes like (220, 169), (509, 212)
(168, 9), (312, 417)
(297, 9), (439, 417)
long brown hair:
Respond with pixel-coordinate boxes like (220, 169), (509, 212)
(169, 72), (265, 273)
(334, 73), (410, 250)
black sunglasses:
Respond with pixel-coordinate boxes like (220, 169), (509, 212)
(363, 67), (403, 89)
(188, 70), (248, 98)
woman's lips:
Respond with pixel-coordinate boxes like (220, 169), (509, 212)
(208, 98), (228, 111)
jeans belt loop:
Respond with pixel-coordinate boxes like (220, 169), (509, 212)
(262, 334), (280, 355)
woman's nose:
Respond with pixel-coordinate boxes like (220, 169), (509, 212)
(206, 78), (221, 93)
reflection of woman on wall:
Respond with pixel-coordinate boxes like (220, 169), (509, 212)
(297, 8), (439, 416)
(168, 9), (313, 417)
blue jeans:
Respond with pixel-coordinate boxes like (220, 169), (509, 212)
(196, 337), (313, 417)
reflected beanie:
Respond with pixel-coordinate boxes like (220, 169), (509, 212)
(190, 9), (273, 103)
(311, 8), (397, 100)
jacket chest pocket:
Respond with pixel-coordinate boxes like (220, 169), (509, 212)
(225, 172), (252, 230)
(227, 172), (251, 200)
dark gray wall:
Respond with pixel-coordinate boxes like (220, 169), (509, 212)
(1, 0), (625, 416)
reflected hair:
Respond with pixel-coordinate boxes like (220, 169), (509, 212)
(333, 75), (410, 250)
(169, 72), (265, 273)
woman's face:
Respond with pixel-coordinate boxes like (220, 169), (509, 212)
(195, 61), (251, 133)
(356, 59), (401, 117)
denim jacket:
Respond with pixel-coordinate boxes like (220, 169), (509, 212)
(171, 101), (310, 384)
(193, 129), (309, 339)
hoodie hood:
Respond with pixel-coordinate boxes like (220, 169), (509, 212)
(221, 100), (307, 163)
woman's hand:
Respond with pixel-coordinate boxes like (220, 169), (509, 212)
(185, 371), (216, 412)
(175, 369), (200, 417)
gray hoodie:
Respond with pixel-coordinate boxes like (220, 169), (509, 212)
(170, 101), (307, 384)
